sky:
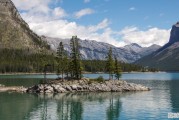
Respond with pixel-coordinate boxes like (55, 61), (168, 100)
(11, 0), (179, 47)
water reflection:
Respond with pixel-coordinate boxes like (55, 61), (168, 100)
(106, 97), (121, 120)
(0, 93), (40, 120)
(168, 81), (179, 113)
(1, 78), (179, 120)
(24, 92), (123, 120)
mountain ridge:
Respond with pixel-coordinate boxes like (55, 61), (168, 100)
(136, 22), (179, 70)
(42, 36), (161, 63)
(0, 0), (50, 52)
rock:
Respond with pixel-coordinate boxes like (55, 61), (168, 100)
(71, 85), (78, 90)
(0, 84), (5, 87)
(0, 86), (27, 92)
(44, 85), (54, 93)
(26, 79), (150, 93)
(65, 85), (72, 91)
(0, 0), (49, 52)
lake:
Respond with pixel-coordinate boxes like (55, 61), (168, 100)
(0, 72), (179, 120)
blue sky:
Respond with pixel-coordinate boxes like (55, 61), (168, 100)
(12, 0), (179, 47)
(60, 0), (178, 29)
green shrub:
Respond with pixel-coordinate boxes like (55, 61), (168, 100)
(96, 76), (104, 82)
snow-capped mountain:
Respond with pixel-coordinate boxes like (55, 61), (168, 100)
(42, 36), (160, 63)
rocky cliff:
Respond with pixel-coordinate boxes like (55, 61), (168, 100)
(136, 22), (179, 70)
(0, 0), (49, 51)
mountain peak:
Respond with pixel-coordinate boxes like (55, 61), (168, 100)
(170, 22), (179, 43)
(136, 22), (179, 70)
(174, 21), (179, 27)
(124, 43), (142, 48)
(130, 43), (142, 48)
(0, 0), (50, 51)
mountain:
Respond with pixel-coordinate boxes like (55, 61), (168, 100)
(136, 22), (179, 71)
(42, 36), (160, 63)
(0, 0), (49, 52)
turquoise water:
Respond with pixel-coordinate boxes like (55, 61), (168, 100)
(0, 73), (179, 120)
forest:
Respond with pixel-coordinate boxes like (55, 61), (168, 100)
(0, 37), (157, 74)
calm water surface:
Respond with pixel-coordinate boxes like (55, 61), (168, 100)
(0, 72), (179, 120)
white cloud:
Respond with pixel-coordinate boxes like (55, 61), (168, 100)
(129, 7), (136, 11)
(53, 7), (67, 18)
(120, 26), (170, 47)
(84, 0), (90, 3)
(28, 18), (125, 47)
(12, 0), (51, 11)
(74, 8), (94, 19)
(12, 0), (122, 47)
(12, 0), (171, 48)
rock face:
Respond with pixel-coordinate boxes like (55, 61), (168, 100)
(26, 78), (150, 93)
(0, 0), (49, 51)
(136, 22), (179, 70)
(42, 36), (160, 63)
(169, 22), (179, 44)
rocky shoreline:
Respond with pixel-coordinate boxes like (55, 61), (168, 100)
(26, 78), (150, 93)
(0, 85), (26, 92)
(0, 78), (150, 93)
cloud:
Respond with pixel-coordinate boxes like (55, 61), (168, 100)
(12, 0), (170, 48)
(53, 7), (67, 18)
(84, 0), (90, 3)
(12, 0), (123, 47)
(129, 7), (136, 11)
(74, 8), (94, 19)
(28, 18), (125, 47)
(12, 0), (51, 11)
(120, 26), (170, 47)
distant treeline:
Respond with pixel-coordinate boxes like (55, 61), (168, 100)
(82, 60), (157, 73)
(0, 48), (157, 74)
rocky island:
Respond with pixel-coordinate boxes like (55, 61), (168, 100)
(0, 78), (150, 93)
(26, 78), (150, 93)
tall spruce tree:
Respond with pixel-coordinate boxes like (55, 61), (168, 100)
(70, 36), (82, 80)
(57, 42), (66, 80)
(106, 47), (115, 80)
(114, 57), (122, 80)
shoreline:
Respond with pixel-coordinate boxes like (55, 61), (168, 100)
(26, 78), (150, 93)
(0, 78), (150, 93)
(0, 71), (170, 76)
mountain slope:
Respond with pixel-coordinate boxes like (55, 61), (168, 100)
(0, 0), (49, 52)
(136, 22), (179, 71)
(42, 36), (160, 63)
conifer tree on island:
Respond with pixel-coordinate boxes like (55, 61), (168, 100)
(106, 47), (115, 80)
(114, 57), (122, 80)
(70, 36), (83, 80)
(57, 42), (66, 80)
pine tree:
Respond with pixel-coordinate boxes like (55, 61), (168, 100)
(57, 42), (66, 80)
(70, 36), (83, 80)
(106, 47), (115, 80)
(114, 57), (122, 80)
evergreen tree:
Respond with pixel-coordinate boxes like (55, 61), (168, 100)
(57, 42), (66, 80)
(106, 47), (115, 80)
(114, 57), (122, 80)
(70, 36), (82, 80)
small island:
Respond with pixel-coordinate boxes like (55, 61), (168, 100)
(26, 78), (150, 93)
(0, 78), (150, 93)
